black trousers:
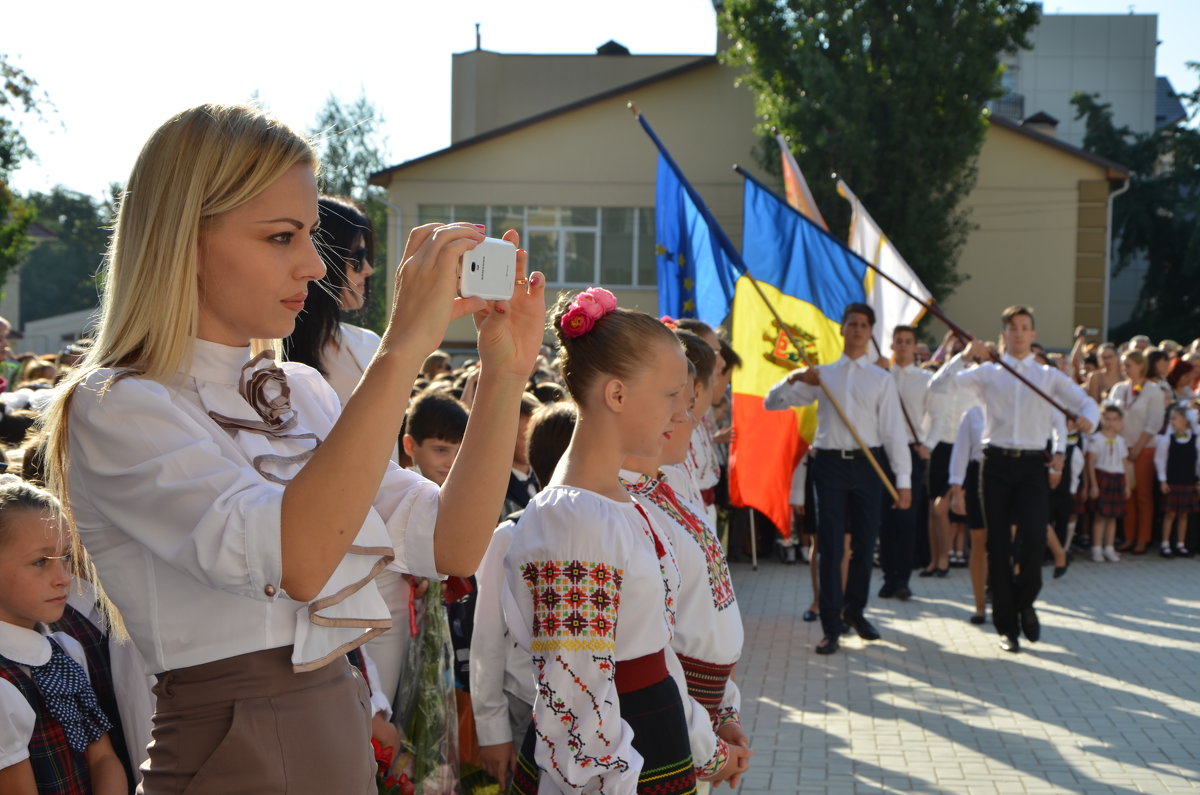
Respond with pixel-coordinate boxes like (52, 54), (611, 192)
(880, 445), (926, 590)
(813, 449), (885, 638)
(980, 448), (1049, 639)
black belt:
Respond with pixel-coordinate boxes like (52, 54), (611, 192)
(815, 446), (883, 460)
(984, 445), (1045, 458)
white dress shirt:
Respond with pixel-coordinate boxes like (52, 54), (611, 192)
(926, 374), (980, 446)
(470, 520), (535, 747)
(890, 363), (932, 445)
(948, 406), (985, 487)
(931, 351), (1099, 454)
(1108, 380), (1167, 449)
(68, 339), (442, 674)
(322, 322), (382, 408)
(765, 353), (912, 489)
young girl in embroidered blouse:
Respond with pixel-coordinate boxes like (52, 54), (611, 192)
(0, 476), (126, 795)
(1086, 405), (1134, 563)
(1155, 405), (1200, 557)
(502, 288), (699, 794)
(38, 104), (545, 794)
(620, 328), (751, 789)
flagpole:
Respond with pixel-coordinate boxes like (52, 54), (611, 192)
(630, 104), (900, 504)
(737, 165), (1081, 422)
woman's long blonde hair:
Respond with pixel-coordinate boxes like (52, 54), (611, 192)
(39, 104), (317, 632)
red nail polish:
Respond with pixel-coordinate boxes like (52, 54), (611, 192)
(529, 274), (540, 287)
(474, 224), (486, 229)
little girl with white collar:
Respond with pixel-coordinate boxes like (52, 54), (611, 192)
(0, 475), (126, 794)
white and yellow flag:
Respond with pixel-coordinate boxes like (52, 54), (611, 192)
(837, 179), (932, 355)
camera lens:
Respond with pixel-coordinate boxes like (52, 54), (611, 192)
(471, 262), (478, 271)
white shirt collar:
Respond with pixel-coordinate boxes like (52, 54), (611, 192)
(891, 361), (919, 374)
(0, 621), (52, 666)
(841, 352), (873, 368)
(185, 338), (256, 386)
(1002, 352), (1037, 369)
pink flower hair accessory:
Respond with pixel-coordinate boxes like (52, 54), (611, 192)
(561, 287), (618, 338)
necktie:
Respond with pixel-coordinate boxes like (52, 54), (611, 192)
(29, 639), (111, 752)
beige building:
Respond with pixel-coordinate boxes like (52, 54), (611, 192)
(373, 49), (1127, 350)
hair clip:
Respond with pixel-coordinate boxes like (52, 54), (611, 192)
(561, 287), (617, 338)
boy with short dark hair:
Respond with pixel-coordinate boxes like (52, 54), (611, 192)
(403, 390), (470, 486)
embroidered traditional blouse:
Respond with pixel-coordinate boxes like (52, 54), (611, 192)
(621, 470), (743, 771)
(502, 485), (681, 793)
(67, 339), (441, 674)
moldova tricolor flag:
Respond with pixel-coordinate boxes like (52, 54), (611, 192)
(728, 171), (867, 539)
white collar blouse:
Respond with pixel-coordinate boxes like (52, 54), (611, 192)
(66, 339), (441, 674)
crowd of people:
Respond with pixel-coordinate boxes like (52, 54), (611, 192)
(0, 100), (1195, 795)
(776, 311), (1200, 655)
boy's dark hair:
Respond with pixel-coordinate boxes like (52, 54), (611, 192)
(532, 382), (566, 404)
(519, 392), (541, 418)
(841, 302), (875, 326)
(1102, 403), (1124, 418)
(527, 401), (578, 487)
(1001, 305), (1036, 329)
(675, 330), (717, 387)
(405, 390), (469, 445)
(718, 339), (741, 374)
(892, 325), (917, 341)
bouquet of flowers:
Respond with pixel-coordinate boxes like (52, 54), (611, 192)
(389, 579), (461, 794)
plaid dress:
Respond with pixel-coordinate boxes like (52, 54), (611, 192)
(0, 656), (92, 795)
(1088, 433), (1128, 519)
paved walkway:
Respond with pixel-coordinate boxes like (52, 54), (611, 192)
(730, 551), (1200, 793)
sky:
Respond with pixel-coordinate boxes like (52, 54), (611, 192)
(3, 0), (1197, 200)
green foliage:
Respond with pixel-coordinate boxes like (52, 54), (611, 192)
(1, 54), (44, 293)
(20, 188), (112, 323)
(1072, 68), (1200, 342)
(718, 0), (1040, 302)
(309, 93), (391, 334)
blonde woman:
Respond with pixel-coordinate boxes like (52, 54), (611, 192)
(40, 104), (545, 794)
(1108, 350), (1167, 553)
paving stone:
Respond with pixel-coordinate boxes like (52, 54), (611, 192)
(729, 554), (1200, 793)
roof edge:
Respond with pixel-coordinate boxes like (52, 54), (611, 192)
(989, 114), (1130, 183)
(370, 56), (718, 185)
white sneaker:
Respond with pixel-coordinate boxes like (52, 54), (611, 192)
(1091, 546), (1104, 562)
(1103, 546), (1121, 562)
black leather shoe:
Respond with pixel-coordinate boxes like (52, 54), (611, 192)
(878, 585), (897, 599)
(999, 635), (1020, 653)
(844, 615), (881, 641)
(895, 587), (913, 601)
(1020, 606), (1040, 642)
(802, 609), (819, 622)
(815, 635), (839, 655)
(918, 568), (937, 578)
(970, 614), (986, 625)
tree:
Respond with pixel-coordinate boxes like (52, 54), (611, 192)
(718, 0), (1040, 301)
(1071, 69), (1200, 343)
(20, 188), (113, 323)
(309, 93), (391, 333)
(1, 54), (42, 294)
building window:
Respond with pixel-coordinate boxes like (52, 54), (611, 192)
(417, 204), (656, 287)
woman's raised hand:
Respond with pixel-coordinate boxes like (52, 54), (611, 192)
(387, 222), (488, 356)
(474, 229), (546, 381)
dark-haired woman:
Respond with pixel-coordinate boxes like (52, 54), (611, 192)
(284, 196), (381, 406)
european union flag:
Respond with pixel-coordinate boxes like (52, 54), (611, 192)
(654, 154), (740, 327)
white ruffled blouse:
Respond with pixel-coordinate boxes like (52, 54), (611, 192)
(67, 339), (440, 674)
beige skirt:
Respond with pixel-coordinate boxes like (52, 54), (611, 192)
(139, 646), (374, 795)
